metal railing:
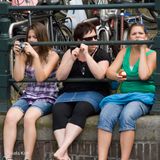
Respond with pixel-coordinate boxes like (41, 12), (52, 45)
(0, 1), (160, 113)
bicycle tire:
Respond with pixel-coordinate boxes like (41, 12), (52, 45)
(136, 8), (156, 23)
(143, 19), (157, 30)
(149, 10), (158, 20)
(133, 0), (157, 23)
(52, 23), (73, 55)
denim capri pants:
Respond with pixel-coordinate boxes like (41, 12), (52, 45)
(98, 101), (152, 132)
(55, 91), (104, 112)
(12, 98), (53, 116)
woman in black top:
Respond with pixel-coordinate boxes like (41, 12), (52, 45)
(53, 22), (111, 160)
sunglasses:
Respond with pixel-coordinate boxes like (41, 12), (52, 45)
(82, 35), (98, 41)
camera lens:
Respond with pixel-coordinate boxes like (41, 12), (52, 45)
(20, 42), (25, 51)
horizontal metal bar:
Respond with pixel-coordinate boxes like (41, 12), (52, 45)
(9, 40), (154, 46)
(9, 78), (109, 83)
(9, 76), (158, 83)
(8, 3), (155, 11)
(9, 72), (160, 83)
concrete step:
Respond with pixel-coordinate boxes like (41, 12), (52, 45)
(0, 114), (160, 160)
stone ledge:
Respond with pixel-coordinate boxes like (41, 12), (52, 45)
(0, 114), (160, 141)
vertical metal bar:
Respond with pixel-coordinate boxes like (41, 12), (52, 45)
(152, 0), (160, 113)
(0, 2), (11, 113)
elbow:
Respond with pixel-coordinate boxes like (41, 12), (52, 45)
(106, 70), (112, 79)
(97, 75), (105, 80)
(139, 72), (152, 81)
(56, 77), (62, 81)
(56, 74), (65, 81)
(14, 79), (22, 82)
(95, 73), (106, 80)
(14, 76), (24, 82)
(36, 79), (44, 83)
(36, 78), (45, 83)
(139, 74), (150, 81)
(139, 76), (150, 81)
(56, 70), (68, 81)
(35, 76), (46, 83)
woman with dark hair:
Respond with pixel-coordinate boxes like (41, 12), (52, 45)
(52, 22), (111, 160)
(3, 22), (59, 160)
(98, 23), (156, 160)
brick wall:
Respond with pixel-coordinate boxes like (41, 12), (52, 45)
(0, 115), (160, 160)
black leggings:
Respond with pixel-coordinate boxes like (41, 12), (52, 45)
(52, 101), (96, 131)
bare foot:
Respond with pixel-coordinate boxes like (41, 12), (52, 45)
(53, 155), (67, 160)
(54, 149), (65, 160)
(63, 152), (71, 160)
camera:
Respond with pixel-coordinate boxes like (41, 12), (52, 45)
(19, 42), (25, 52)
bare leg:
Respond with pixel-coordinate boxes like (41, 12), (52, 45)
(120, 131), (135, 160)
(23, 107), (41, 160)
(54, 129), (66, 148)
(98, 129), (112, 160)
(54, 129), (70, 160)
(3, 108), (24, 159)
(54, 123), (82, 160)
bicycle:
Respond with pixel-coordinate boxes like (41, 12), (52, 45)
(7, 0), (73, 96)
(9, 0), (73, 53)
(136, 0), (157, 22)
(86, 0), (157, 60)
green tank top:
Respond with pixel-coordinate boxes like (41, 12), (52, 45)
(119, 47), (155, 93)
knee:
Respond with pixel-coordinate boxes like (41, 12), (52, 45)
(73, 106), (88, 117)
(5, 112), (19, 125)
(119, 113), (136, 131)
(53, 106), (66, 121)
(23, 114), (36, 127)
(53, 105), (62, 115)
(98, 107), (118, 132)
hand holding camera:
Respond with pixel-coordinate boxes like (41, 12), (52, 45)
(13, 41), (38, 58)
(19, 42), (26, 52)
(13, 41), (26, 55)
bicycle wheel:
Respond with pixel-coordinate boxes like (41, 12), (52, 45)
(143, 19), (157, 30)
(149, 10), (158, 20)
(135, 0), (157, 22)
(136, 8), (156, 23)
(52, 23), (73, 55)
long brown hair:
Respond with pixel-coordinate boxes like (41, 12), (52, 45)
(26, 22), (51, 65)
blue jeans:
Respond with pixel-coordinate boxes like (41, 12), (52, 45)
(98, 101), (151, 132)
(12, 99), (53, 116)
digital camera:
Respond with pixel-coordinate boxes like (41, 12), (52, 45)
(19, 42), (25, 52)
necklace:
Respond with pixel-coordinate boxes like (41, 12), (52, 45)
(78, 61), (86, 76)
(79, 48), (97, 76)
(81, 65), (86, 76)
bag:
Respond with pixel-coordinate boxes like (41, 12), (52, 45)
(12, 0), (38, 6)
(65, 0), (87, 29)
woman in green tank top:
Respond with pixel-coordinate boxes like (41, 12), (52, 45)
(98, 23), (157, 160)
